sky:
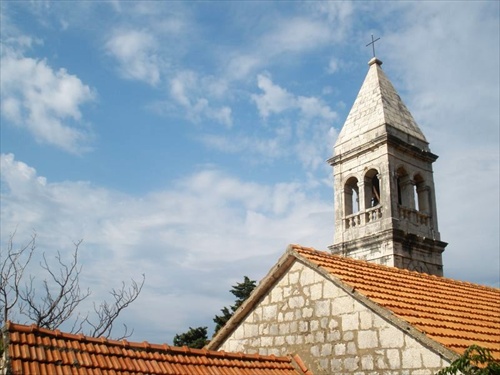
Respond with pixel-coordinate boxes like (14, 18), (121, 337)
(1, 1), (499, 344)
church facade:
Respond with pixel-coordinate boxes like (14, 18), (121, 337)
(207, 58), (500, 373)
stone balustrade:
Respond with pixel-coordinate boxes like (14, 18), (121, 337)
(398, 206), (429, 225)
(345, 206), (383, 229)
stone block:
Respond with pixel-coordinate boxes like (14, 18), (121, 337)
(323, 283), (340, 299)
(289, 270), (299, 284)
(310, 283), (323, 300)
(262, 305), (277, 320)
(303, 307), (313, 318)
(300, 268), (315, 286)
(310, 345), (320, 357)
(343, 331), (354, 341)
(334, 343), (346, 355)
(344, 357), (359, 371)
(387, 349), (401, 369)
(244, 324), (258, 337)
(315, 299), (330, 317)
(358, 330), (378, 349)
(289, 295), (305, 309)
(314, 331), (325, 343)
(421, 351), (444, 368)
(331, 358), (342, 371)
(380, 327), (404, 348)
(342, 312), (360, 331)
(310, 320), (320, 331)
(271, 287), (282, 303)
(299, 320), (309, 333)
(327, 330), (341, 341)
(361, 355), (374, 370)
(359, 310), (373, 329)
(279, 323), (289, 335)
(347, 341), (357, 355)
(260, 336), (273, 347)
(402, 349), (422, 368)
(321, 343), (332, 356)
(286, 335), (295, 345)
(332, 296), (354, 314)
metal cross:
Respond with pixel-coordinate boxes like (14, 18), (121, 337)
(366, 34), (380, 58)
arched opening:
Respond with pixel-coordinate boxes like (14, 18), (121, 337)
(344, 177), (359, 216)
(414, 173), (429, 214)
(364, 169), (381, 208)
(396, 167), (412, 208)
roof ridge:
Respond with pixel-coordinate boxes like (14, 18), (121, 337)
(290, 244), (500, 291)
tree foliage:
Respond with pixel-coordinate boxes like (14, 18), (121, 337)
(0, 232), (144, 340)
(436, 345), (500, 375)
(172, 326), (208, 349)
(173, 276), (256, 348)
(213, 276), (256, 333)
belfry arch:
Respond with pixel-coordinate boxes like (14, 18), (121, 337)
(344, 177), (359, 216)
(364, 169), (381, 209)
(396, 166), (413, 209)
(413, 173), (429, 214)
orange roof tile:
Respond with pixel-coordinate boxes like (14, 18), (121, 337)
(3, 322), (311, 375)
(291, 245), (500, 360)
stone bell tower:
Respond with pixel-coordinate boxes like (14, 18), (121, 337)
(328, 57), (447, 276)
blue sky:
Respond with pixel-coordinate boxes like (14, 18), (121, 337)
(1, 1), (499, 344)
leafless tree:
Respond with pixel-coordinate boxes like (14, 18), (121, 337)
(1, 233), (145, 340)
(84, 274), (145, 340)
(19, 240), (91, 330)
(0, 231), (36, 326)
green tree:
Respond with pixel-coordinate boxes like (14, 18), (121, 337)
(436, 345), (500, 375)
(172, 326), (208, 349)
(173, 276), (256, 347)
(213, 276), (256, 333)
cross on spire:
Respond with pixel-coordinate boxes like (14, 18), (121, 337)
(366, 34), (380, 58)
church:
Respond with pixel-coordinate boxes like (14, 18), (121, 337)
(2, 56), (499, 374)
(204, 56), (500, 373)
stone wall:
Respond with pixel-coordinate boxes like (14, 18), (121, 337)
(218, 261), (450, 374)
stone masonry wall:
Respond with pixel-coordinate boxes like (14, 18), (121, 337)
(218, 261), (450, 374)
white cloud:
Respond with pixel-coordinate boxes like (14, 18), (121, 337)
(225, 7), (353, 81)
(252, 73), (336, 122)
(1, 153), (331, 341)
(252, 74), (294, 118)
(0, 43), (95, 154)
(261, 17), (332, 55)
(169, 70), (233, 127)
(105, 29), (162, 86)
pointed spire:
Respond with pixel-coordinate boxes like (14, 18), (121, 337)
(335, 59), (427, 151)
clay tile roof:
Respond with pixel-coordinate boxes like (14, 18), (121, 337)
(3, 322), (312, 375)
(291, 244), (500, 360)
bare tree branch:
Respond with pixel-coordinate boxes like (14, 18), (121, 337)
(19, 240), (91, 330)
(84, 274), (145, 340)
(2, 233), (145, 339)
(0, 231), (36, 326)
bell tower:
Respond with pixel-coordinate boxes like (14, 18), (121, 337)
(328, 57), (447, 276)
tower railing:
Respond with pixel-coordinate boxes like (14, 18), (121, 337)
(398, 205), (430, 225)
(344, 205), (383, 229)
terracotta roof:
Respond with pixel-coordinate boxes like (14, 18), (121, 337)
(3, 322), (311, 375)
(291, 245), (500, 360)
